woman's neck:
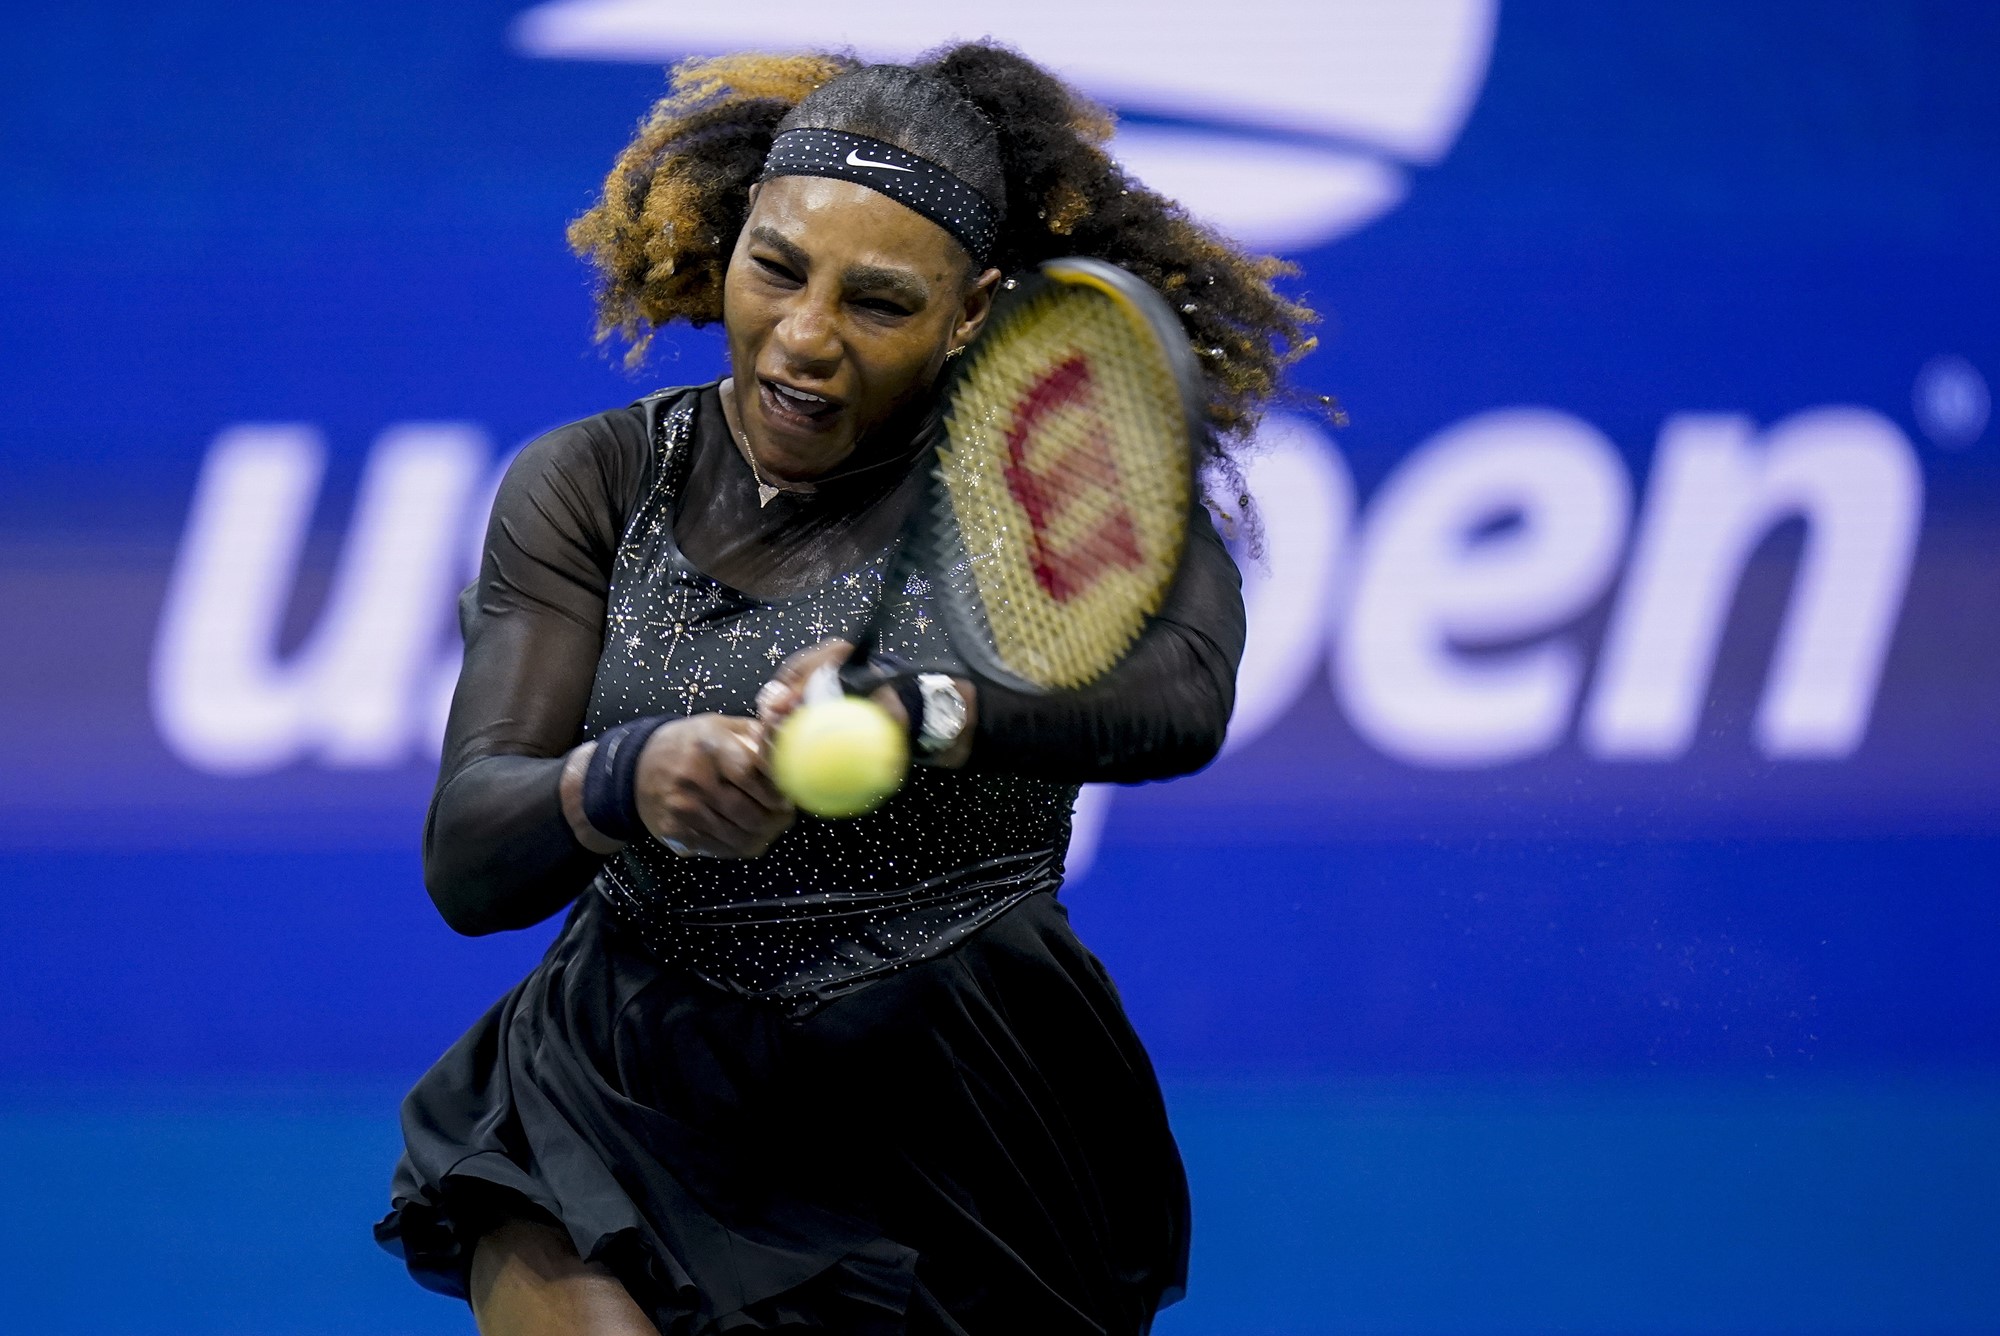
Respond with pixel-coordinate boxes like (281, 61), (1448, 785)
(718, 376), (932, 494)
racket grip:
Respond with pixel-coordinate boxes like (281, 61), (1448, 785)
(837, 648), (912, 699)
(805, 644), (907, 706)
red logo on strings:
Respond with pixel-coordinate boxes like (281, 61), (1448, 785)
(1002, 354), (1145, 602)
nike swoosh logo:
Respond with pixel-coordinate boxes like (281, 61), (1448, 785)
(845, 150), (915, 172)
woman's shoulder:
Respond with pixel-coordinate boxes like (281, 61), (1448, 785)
(505, 383), (716, 518)
(475, 384), (709, 566)
(522, 383), (709, 469)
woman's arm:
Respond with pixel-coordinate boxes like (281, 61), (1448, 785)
(758, 505), (1246, 784)
(422, 412), (648, 935)
(965, 503), (1247, 783)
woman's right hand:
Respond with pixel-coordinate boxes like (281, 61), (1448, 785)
(632, 714), (795, 858)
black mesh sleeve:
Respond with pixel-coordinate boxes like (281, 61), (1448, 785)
(966, 505), (1246, 783)
(421, 407), (651, 935)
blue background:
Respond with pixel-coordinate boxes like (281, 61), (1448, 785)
(3, 3), (1998, 1332)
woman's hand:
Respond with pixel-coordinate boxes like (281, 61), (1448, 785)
(634, 714), (794, 857)
(755, 639), (857, 728)
(757, 640), (978, 769)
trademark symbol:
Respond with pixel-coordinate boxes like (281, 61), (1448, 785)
(1913, 355), (1989, 449)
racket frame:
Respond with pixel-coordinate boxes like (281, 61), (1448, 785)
(913, 257), (1206, 696)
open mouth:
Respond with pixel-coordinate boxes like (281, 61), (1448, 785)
(759, 377), (843, 431)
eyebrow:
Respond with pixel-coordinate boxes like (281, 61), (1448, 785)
(747, 225), (932, 309)
(749, 225), (809, 272)
(842, 263), (931, 309)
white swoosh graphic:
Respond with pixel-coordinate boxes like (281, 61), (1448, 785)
(511, 0), (1499, 249)
(845, 149), (915, 172)
(512, 0), (1496, 162)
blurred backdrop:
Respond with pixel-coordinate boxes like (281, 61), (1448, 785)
(3, 2), (1997, 1332)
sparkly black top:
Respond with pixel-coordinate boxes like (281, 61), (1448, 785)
(423, 383), (1247, 1005)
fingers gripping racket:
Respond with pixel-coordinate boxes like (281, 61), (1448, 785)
(770, 257), (1203, 816)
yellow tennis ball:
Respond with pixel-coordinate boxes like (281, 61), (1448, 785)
(769, 696), (909, 818)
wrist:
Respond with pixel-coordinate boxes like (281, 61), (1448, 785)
(561, 742), (624, 854)
(911, 673), (969, 760)
(838, 654), (974, 767)
(889, 673), (975, 768)
(579, 715), (673, 843)
(936, 677), (978, 768)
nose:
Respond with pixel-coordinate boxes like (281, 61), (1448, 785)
(769, 288), (842, 377)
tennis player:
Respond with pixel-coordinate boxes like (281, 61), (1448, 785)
(376, 43), (1317, 1336)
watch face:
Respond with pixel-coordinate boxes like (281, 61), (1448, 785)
(917, 674), (967, 753)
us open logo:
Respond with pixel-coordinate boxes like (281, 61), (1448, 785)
(147, 2), (1931, 878)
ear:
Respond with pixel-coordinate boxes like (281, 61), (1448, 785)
(948, 266), (1004, 354)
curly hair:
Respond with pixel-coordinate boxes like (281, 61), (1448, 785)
(567, 43), (1326, 493)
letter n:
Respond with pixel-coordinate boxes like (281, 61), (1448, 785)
(1584, 408), (1923, 759)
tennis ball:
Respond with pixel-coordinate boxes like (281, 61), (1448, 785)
(769, 696), (909, 818)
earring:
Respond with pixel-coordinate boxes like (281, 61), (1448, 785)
(945, 345), (965, 361)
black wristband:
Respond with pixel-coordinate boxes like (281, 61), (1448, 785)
(885, 673), (925, 751)
(580, 715), (672, 843)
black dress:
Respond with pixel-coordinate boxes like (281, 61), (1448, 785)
(375, 383), (1247, 1334)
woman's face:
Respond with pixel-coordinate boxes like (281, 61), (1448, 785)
(722, 175), (999, 479)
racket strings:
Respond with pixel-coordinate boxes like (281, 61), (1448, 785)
(939, 282), (1191, 689)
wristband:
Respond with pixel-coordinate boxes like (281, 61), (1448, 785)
(580, 715), (672, 843)
(886, 673), (928, 749)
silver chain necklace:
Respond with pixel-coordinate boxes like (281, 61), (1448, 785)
(728, 384), (925, 508)
(728, 378), (928, 508)
(733, 425), (812, 508)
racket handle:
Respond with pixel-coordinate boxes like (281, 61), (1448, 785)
(837, 646), (913, 701)
(830, 626), (882, 694)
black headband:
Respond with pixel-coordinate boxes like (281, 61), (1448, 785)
(758, 128), (1000, 265)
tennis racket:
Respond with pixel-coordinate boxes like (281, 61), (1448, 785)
(771, 256), (1203, 815)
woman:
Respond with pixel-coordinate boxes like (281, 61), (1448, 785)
(376, 42), (1316, 1336)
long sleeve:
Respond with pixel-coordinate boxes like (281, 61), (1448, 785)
(422, 406), (652, 935)
(967, 504), (1246, 783)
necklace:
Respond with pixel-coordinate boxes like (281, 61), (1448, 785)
(734, 426), (809, 508)
(732, 426), (924, 508)
(727, 383), (926, 507)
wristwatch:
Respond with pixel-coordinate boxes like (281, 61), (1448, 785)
(913, 673), (968, 756)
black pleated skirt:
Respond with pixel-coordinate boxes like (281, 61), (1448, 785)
(374, 889), (1189, 1335)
